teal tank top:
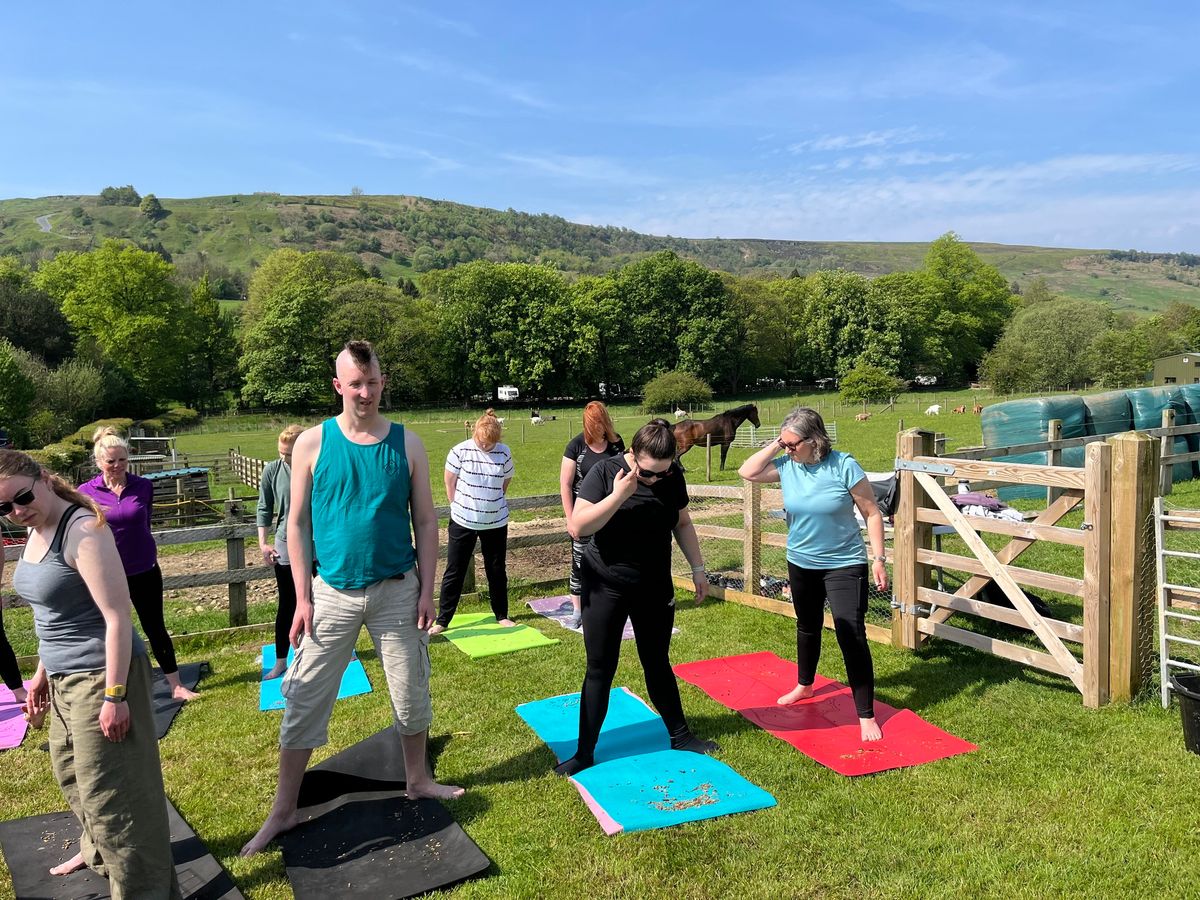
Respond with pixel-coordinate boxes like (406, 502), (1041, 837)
(311, 418), (415, 589)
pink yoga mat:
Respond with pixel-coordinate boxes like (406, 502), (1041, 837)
(674, 652), (976, 776)
(0, 681), (32, 751)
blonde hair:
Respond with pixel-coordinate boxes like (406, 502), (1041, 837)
(583, 401), (618, 445)
(92, 426), (130, 462)
(0, 449), (106, 526)
(279, 424), (304, 445)
(474, 409), (502, 447)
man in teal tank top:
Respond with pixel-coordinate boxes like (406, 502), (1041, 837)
(242, 341), (464, 856)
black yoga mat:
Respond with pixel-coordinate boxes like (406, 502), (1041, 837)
(0, 800), (243, 899)
(151, 661), (209, 740)
(280, 728), (487, 899)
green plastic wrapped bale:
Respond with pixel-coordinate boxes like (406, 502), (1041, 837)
(1176, 384), (1200, 480)
(1082, 391), (1133, 436)
(981, 396), (1088, 500)
(1130, 386), (1195, 482)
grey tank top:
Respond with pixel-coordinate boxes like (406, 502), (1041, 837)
(12, 505), (146, 676)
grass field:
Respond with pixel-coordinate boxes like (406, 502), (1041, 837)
(2, 392), (1197, 899)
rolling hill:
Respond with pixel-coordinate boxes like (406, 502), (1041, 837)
(1, 191), (1198, 314)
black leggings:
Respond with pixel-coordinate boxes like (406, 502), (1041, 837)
(273, 563), (297, 660)
(127, 565), (178, 676)
(437, 520), (509, 627)
(0, 604), (22, 691)
(788, 562), (875, 719)
(574, 568), (689, 763)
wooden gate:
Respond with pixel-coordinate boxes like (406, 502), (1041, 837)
(891, 429), (1160, 708)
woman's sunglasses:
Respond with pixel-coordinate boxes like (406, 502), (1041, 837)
(0, 481), (36, 516)
(636, 465), (673, 481)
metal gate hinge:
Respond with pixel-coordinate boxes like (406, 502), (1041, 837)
(894, 459), (956, 476)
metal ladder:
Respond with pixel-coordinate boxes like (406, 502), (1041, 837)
(1155, 497), (1200, 708)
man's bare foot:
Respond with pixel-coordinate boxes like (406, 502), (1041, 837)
(240, 810), (302, 856)
(428, 623), (446, 636)
(497, 618), (516, 627)
(263, 661), (287, 681)
(777, 683), (815, 705)
(859, 717), (883, 742)
(171, 684), (201, 701)
(50, 852), (86, 876)
(406, 779), (465, 801)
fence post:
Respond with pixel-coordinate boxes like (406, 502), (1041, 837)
(706, 434), (713, 482)
(1160, 408), (1175, 496)
(1106, 432), (1159, 702)
(225, 488), (248, 627)
(1082, 441), (1111, 709)
(1047, 418), (1063, 506)
(893, 429), (935, 650)
(743, 480), (762, 595)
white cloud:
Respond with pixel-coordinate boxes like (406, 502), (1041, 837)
(325, 133), (461, 172)
(500, 153), (661, 186)
(789, 127), (925, 153)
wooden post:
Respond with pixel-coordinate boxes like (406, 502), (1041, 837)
(1047, 418), (1063, 506)
(706, 434), (713, 482)
(934, 432), (946, 456)
(1082, 441), (1111, 708)
(225, 488), (247, 626)
(1106, 432), (1159, 702)
(1160, 408), (1175, 496)
(743, 480), (762, 595)
(893, 429), (935, 650)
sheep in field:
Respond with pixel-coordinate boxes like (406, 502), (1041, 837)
(925, 404), (941, 415)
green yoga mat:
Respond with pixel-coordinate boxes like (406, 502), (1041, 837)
(440, 612), (559, 658)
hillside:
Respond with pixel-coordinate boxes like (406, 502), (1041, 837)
(2, 192), (1198, 313)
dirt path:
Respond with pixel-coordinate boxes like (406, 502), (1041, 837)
(35, 214), (51, 232)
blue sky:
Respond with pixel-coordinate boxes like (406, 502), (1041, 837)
(3, 1), (1198, 250)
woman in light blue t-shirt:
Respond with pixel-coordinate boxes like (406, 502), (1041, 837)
(739, 406), (888, 742)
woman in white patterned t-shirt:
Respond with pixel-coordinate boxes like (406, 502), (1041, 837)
(430, 410), (515, 634)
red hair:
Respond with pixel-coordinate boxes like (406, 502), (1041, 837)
(583, 401), (617, 445)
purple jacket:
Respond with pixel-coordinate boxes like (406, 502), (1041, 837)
(78, 473), (158, 575)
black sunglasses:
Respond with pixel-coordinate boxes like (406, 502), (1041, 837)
(636, 464), (673, 481)
(0, 480), (36, 516)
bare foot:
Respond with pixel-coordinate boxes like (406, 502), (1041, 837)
(50, 852), (86, 876)
(11, 687), (28, 705)
(263, 661), (287, 681)
(859, 717), (883, 742)
(497, 618), (516, 627)
(240, 810), (302, 856)
(777, 683), (815, 705)
(25, 707), (47, 729)
(171, 684), (201, 702)
(428, 624), (446, 636)
(406, 779), (465, 801)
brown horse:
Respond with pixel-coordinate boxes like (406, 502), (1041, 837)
(672, 404), (761, 470)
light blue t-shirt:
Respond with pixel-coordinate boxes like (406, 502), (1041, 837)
(774, 450), (869, 569)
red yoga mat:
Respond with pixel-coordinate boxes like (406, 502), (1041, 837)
(674, 652), (976, 776)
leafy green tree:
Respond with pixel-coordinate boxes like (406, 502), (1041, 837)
(642, 370), (713, 412)
(179, 276), (240, 412)
(981, 299), (1111, 391)
(839, 364), (905, 403)
(139, 194), (165, 220)
(33, 240), (187, 406)
(0, 339), (36, 446)
(1021, 277), (1056, 304)
(240, 249), (367, 407)
(720, 275), (790, 393)
(867, 270), (940, 380)
(44, 357), (107, 426)
(0, 258), (74, 365)
(98, 185), (141, 206)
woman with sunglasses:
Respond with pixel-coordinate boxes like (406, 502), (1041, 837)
(739, 406), (888, 742)
(553, 419), (716, 776)
(0, 449), (180, 896)
(78, 427), (198, 701)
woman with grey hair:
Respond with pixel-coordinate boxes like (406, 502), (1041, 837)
(739, 406), (887, 742)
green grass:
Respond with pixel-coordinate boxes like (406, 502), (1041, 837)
(4, 395), (1198, 897)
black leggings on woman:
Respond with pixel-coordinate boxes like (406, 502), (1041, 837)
(436, 520), (509, 627)
(788, 562), (875, 719)
(273, 563), (297, 660)
(0, 604), (22, 691)
(126, 565), (178, 676)
(574, 570), (690, 763)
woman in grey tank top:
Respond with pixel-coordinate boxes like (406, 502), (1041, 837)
(1, 450), (180, 898)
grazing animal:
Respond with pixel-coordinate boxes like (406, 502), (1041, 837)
(952, 405), (966, 414)
(973, 401), (983, 415)
(855, 412), (871, 422)
(672, 404), (760, 470)
(674, 407), (688, 419)
(924, 404), (941, 416)
(530, 415), (544, 426)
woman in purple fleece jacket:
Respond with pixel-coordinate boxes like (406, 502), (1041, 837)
(78, 427), (198, 701)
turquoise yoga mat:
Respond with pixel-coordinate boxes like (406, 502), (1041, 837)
(259, 645), (372, 712)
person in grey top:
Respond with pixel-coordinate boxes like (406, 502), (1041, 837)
(2, 449), (180, 899)
(257, 424), (304, 680)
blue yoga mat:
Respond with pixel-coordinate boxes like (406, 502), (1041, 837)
(516, 688), (776, 834)
(572, 749), (777, 835)
(515, 688), (669, 764)
(259, 645), (373, 711)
